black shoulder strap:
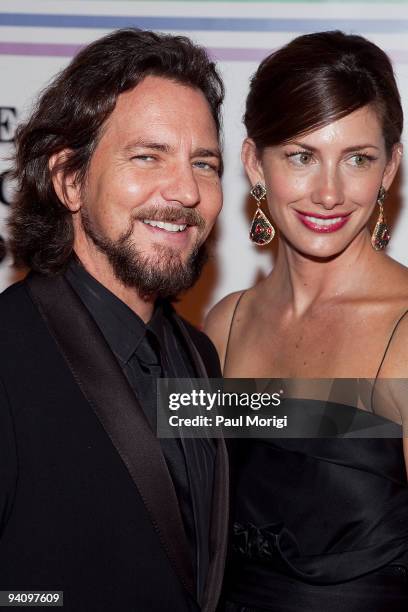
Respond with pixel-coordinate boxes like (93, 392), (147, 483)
(371, 308), (408, 414)
(375, 308), (408, 380)
(224, 291), (246, 374)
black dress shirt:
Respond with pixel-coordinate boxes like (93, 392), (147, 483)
(65, 259), (214, 601)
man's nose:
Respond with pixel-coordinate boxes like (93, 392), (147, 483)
(161, 164), (200, 207)
(311, 167), (345, 209)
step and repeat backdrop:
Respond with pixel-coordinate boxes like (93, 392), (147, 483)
(1, 0), (408, 325)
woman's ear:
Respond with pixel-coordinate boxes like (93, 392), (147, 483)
(241, 138), (265, 187)
(48, 150), (81, 212)
(382, 143), (403, 192)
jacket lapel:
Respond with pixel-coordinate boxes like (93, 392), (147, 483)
(26, 273), (195, 599)
(202, 438), (229, 612)
(170, 314), (208, 378)
(171, 314), (230, 612)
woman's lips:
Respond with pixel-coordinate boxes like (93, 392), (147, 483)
(295, 211), (351, 233)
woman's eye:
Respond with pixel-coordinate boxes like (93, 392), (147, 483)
(286, 151), (313, 166)
(348, 153), (375, 167)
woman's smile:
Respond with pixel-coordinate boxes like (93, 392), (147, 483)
(295, 210), (352, 233)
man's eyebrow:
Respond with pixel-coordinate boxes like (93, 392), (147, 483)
(123, 141), (222, 160)
(123, 139), (171, 153)
(193, 147), (222, 161)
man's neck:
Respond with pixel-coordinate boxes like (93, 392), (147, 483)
(73, 251), (155, 323)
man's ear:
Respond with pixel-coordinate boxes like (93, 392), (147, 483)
(49, 150), (82, 212)
(241, 138), (265, 187)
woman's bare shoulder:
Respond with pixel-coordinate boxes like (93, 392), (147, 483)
(381, 255), (408, 288)
(204, 290), (246, 368)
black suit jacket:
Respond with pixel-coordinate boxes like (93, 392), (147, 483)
(0, 273), (228, 612)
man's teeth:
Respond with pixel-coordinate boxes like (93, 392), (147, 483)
(143, 219), (187, 232)
(305, 215), (344, 226)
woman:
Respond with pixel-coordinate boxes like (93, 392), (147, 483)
(206, 31), (408, 611)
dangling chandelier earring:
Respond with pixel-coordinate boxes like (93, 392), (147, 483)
(371, 186), (390, 251)
(249, 182), (275, 246)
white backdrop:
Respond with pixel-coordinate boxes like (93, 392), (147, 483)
(1, 0), (408, 325)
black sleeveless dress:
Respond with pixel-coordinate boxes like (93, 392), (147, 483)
(222, 431), (408, 611)
(220, 303), (408, 611)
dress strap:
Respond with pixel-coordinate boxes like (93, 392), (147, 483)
(374, 308), (408, 381)
(371, 308), (408, 414)
(223, 290), (246, 373)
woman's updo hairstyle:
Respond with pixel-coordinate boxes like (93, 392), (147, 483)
(244, 30), (403, 157)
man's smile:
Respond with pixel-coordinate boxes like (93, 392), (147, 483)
(142, 219), (188, 232)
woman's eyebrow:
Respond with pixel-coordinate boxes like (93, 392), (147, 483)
(286, 140), (380, 153)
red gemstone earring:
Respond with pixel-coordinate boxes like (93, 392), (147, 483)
(249, 183), (275, 246)
(371, 186), (390, 251)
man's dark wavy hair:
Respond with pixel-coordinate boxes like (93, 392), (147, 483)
(8, 28), (224, 274)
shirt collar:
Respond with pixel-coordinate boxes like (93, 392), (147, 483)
(65, 258), (166, 364)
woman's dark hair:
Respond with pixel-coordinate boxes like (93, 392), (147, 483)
(245, 30), (403, 155)
(9, 28), (224, 274)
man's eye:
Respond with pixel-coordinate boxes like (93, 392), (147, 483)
(132, 155), (155, 162)
(193, 160), (218, 172)
(286, 151), (313, 166)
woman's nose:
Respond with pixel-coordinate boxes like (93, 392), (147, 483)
(311, 167), (345, 209)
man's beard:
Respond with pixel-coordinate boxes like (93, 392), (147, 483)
(80, 206), (209, 300)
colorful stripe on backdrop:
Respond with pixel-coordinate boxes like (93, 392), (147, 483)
(73, 0), (408, 3)
(1, 11), (408, 62)
(1, 13), (408, 31)
(1, 41), (408, 65)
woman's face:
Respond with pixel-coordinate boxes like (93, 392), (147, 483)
(242, 105), (402, 259)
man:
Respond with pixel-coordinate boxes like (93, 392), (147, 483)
(0, 29), (228, 612)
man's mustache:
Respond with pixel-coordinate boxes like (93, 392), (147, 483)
(133, 205), (206, 230)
